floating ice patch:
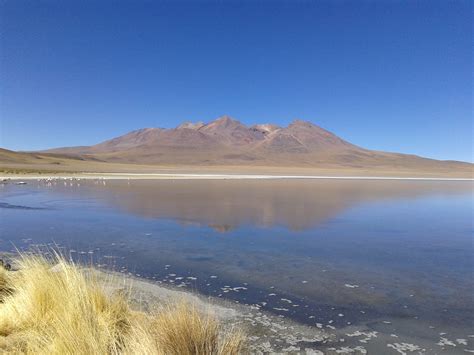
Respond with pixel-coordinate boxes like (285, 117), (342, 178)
(326, 346), (367, 354)
(282, 346), (300, 352)
(233, 286), (247, 291)
(346, 330), (378, 344)
(387, 342), (423, 354)
(344, 284), (359, 288)
(437, 337), (456, 347)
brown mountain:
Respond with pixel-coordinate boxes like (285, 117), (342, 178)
(3, 116), (472, 176)
(43, 115), (471, 168)
(44, 115), (364, 162)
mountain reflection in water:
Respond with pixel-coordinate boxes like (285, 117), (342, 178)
(45, 179), (471, 231)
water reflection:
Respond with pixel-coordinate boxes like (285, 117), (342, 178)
(37, 179), (472, 231)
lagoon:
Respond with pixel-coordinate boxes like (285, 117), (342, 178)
(1, 179), (472, 353)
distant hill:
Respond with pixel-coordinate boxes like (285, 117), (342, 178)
(0, 148), (99, 173)
(41, 116), (472, 173)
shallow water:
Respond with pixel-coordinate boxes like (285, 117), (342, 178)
(1, 179), (473, 353)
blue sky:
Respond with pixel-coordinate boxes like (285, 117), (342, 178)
(1, 0), (472, 162)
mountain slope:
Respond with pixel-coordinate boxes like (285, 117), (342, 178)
(11, 116), (473, 176)
(44, 116), (366, 164)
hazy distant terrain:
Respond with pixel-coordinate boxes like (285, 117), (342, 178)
(1, 116), (472, 177)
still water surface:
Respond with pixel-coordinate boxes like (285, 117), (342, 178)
(1, 179), (473, 352)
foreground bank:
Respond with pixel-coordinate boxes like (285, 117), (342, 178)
(0, 254), (334, 354)
(0, 254), (245, 354)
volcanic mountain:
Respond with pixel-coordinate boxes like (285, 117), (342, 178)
(43, 116), (363, 164)
(37, 115), (472, 176)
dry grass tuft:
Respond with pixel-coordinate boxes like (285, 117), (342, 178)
(0, 254), (244, 354)
(0, 266), (12, 301)
(148, 302), (244, 355)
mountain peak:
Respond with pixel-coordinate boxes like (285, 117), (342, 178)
(289, 119), (318, 128)
(216, 114), (234, 120)
(214, 115), (240, 124)
(202, 115), (244, 130)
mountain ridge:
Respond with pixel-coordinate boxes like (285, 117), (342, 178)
(45, 116), (360, 156)
(40, 116), (471, 169)
(2, 116), (471, 177)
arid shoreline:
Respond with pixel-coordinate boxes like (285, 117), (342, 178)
(96, 268), (332, 353)
(1, 172), (472, 181)
(0, 252), (330, 353)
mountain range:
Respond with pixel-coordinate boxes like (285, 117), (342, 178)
(1, 116), (472, 176)
(44, 116), (470, 168)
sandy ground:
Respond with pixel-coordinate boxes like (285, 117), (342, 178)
(1, 155), (472, 179)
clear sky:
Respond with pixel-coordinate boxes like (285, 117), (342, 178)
(1, 0), (472, 162)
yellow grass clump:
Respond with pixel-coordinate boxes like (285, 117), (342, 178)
(0, 266), (12, 301)
(0, 255), (244, 354)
